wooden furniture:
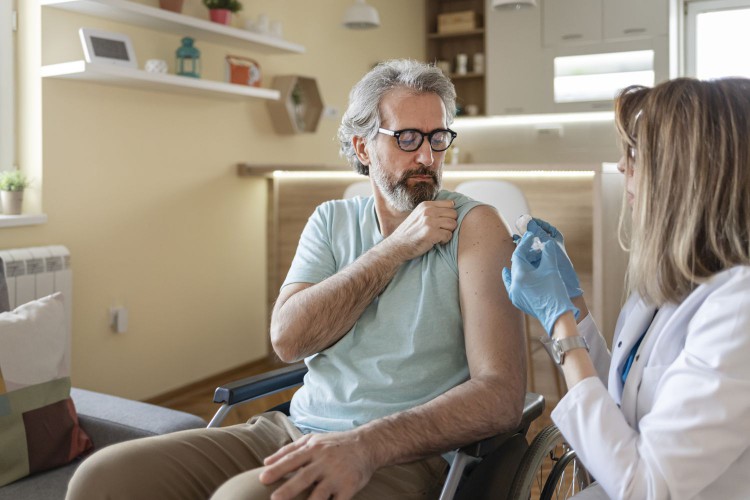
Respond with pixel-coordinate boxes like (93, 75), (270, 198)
(40, 0), (305, 100)
(266, 76), (324, 134)
(425, 0), (486, 116)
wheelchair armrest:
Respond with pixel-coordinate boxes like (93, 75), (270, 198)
(459, 392), (545, 458)
(213, 362), (308, 406)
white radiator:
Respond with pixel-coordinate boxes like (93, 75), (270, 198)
(0, 245), (72, 337)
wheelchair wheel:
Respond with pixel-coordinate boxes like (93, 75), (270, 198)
(508, 424), (592, 500)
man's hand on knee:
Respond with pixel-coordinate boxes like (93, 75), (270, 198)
(259, 432), (376, 500)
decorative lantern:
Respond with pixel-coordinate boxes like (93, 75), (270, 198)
(176, 37), (201, 78)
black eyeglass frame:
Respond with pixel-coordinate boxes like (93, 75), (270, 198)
(377, 127), (457, 152)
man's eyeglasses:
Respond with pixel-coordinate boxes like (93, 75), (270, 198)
(378, 128), (457, 152)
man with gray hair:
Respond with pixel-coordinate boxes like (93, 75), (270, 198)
(67, 59), (525, 500)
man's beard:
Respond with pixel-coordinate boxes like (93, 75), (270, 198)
(369, 151), (442, 212)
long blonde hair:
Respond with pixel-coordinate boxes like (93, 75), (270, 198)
(615, 78), (750, 305)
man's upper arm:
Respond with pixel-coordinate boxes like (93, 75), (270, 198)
(457, 205), (526, 389)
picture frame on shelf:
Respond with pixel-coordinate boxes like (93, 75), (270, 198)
(78, 28), (138, 68)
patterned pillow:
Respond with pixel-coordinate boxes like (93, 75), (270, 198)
(0, 292), (92, 487)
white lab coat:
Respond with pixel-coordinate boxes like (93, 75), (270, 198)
(552, 265), (750, 499)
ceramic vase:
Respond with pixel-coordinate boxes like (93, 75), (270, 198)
(158, 0), (184, 13)
(209, 9), (231, 25)
(1, 190), (23, 215)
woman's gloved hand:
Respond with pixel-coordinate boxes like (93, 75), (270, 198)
(502, 232), (580, 336)
(526, 218), (583, 298)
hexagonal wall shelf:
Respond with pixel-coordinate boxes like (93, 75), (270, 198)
(266, 75), (324, 134)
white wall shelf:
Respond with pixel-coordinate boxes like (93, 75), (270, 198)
(0, 214), (48, 228)
(42, 61), (281, 100)
(41, 0), (306, 54)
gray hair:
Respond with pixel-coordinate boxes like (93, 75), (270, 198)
(338, 59), (457, 176)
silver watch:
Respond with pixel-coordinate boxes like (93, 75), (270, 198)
(540, 336), (589, 365)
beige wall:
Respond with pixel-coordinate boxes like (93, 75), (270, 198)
(4, 0), (425, 400)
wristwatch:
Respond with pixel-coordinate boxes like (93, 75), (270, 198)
(540, 336), (589, 365)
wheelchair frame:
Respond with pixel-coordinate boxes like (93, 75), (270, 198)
(208, 363), (588, 500)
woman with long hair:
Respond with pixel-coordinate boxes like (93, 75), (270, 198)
(503, 77), (750, 499)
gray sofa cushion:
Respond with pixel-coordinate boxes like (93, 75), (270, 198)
(0, 389), (206, 500)
(71, 388), (207, 446)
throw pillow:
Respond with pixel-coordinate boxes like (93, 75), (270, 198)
(0, 292), (92, 487)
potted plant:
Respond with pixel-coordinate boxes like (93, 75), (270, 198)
(0, 170), (31, 215)
(202, 0), (242, 25)
(291, 84), (306, 131)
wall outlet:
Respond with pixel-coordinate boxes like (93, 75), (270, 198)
(323, 106), (339, 119)
(109, 306), (128, 333)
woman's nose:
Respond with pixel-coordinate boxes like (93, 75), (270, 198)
(616, 156), (627, 174)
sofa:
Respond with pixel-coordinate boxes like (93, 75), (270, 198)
(0, 263), (206, 499)
(0, 389), (206, 500)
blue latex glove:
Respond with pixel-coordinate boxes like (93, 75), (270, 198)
(502, 232), (580, 336)
(525, 218), (583, 298)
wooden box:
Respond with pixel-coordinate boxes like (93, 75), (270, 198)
(437, 10), (479, 33)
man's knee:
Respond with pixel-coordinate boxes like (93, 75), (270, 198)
(210, 468), (271, 500)
(211, 467), (312, 500)
(67, 443), (142, 499)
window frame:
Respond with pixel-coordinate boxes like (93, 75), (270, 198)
(0, 0), (16, 173)
(685, 0), (750, 78)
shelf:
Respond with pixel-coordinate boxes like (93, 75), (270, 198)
(266, 75), (323, 134)
(428, 29), (485, 39)
(451, 71), (484, 80)
(41, 0), (306, 54)
(42, 61), (281, 100)
(0, 214), (48, 228)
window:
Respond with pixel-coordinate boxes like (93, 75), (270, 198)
(553, 50), (655, 103)
(0, 0), (16, 173)
(686, 0), (750, 79)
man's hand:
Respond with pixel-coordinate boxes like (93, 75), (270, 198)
(259, 432), (377, 500)
(384, 200), (458, 260)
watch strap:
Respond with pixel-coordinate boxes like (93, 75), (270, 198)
(540, 335), (589, 365)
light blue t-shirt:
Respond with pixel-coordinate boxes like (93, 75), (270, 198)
(282, 190), (483, 433)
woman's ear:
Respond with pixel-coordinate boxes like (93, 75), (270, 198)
(353, 136), (369, 166)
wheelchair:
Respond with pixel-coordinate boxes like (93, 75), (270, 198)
(209, 363), (591, 500)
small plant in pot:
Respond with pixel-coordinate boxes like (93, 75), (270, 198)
(0, 170), (31, 215)
(203, 0), (242, 25)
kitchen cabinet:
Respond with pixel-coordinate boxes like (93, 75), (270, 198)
(603, 0), (668, 41)
(542, 0), (668, 47)
(487, 0), (670, 115)
(543, 0), (602, 46)
(487, 5), (553, 115)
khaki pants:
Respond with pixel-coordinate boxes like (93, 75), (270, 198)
(66, 412), (447, 500)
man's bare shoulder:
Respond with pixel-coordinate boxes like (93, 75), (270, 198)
(458, 205), (515, 267)
(461, 205), (512, 241)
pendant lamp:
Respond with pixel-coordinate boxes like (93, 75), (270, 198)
(342, 0), (381, 29)
(492, 0), (537, 9)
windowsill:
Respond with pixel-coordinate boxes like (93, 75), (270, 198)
(0, 213), (48, 228)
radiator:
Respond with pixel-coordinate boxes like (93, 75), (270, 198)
(0, 245), (72, 339)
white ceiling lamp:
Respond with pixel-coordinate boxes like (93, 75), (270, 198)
(342, 0), (381, 29)
(492, 0), (537, 9)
